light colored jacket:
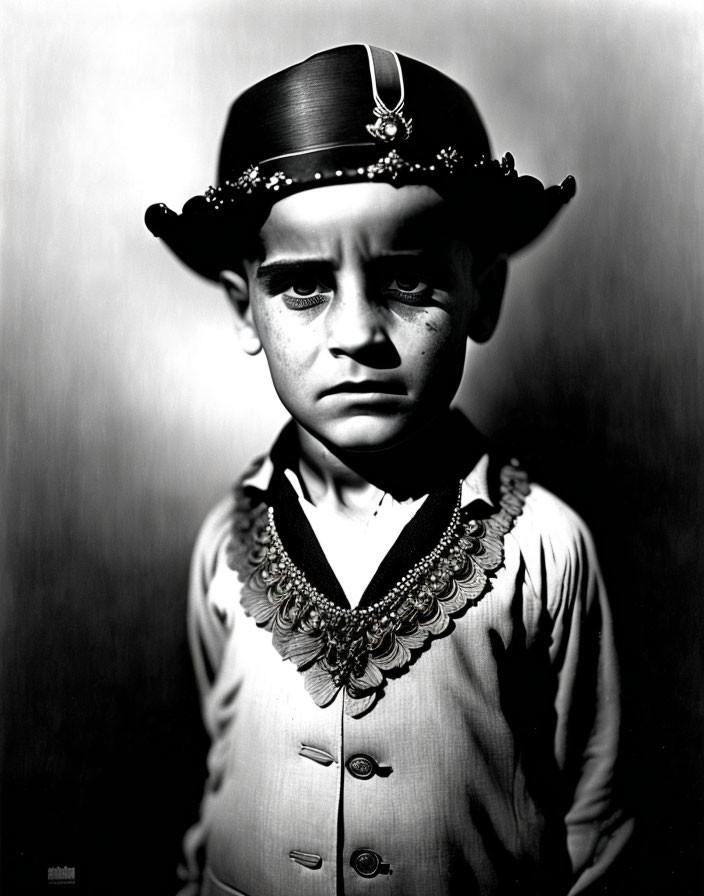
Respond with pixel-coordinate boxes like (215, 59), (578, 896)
(178, 449), (631, 896)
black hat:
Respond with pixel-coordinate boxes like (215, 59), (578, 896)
(145, 44), (576, 281)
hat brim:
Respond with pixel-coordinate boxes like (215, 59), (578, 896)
(145, 169), (576, 282)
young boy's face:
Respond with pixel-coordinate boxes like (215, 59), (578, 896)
(224, 182), (501, 453)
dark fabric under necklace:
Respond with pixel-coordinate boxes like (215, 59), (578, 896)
(227, 461), (529, 717)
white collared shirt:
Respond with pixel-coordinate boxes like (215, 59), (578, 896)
(245, 454), (493, 607)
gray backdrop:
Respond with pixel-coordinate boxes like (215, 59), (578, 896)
(2, 0), (703, 893)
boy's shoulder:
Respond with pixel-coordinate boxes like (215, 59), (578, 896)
(519, 480), (595, 543)
(191, 453), (269, 569)
(512, 480), (602, 608)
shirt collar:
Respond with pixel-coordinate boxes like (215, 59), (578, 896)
(242, 438), (494, 510)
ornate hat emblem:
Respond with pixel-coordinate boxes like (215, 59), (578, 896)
(364, 45), (412, 144)
(366, 105), (413, 143)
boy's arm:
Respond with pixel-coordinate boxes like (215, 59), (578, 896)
(176, 496), (235, 896)
(186, 496), (235, 701)
(546, 506), (633, 894)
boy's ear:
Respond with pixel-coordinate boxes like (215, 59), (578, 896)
(219, 270), (262, 356)
(468, 255), (508, 344)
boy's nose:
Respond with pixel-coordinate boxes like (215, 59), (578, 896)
(326, 275), (389, 360)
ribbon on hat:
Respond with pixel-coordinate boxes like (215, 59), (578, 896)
(364, 45), (413, 143)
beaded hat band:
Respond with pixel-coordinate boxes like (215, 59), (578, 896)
(145, 44), (576, 281)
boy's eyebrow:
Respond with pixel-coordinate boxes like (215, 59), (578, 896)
(254, 248), (446, 283)
(256, 250), (432, 279)
(255, 259), (334, 281)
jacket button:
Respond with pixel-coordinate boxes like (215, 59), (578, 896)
(346, 753), (377, 779)
(350, 848), (382, 878)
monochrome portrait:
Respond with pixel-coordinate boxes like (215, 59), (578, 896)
(2, 2), (702, 894)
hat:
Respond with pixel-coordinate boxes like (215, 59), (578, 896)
(145, 44), (576, 281)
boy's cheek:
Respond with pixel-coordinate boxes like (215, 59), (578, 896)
(252, 311), (300, 358)
(412, 312), (470, 357)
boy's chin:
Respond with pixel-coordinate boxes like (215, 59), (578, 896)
(310, 415), (425, 455)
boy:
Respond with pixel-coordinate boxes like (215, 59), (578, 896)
(146, 45), (631, 896)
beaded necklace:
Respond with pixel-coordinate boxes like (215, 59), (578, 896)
(229, 460), (529, 716)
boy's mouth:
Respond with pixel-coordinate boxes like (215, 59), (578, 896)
(321, 380), (406, 397)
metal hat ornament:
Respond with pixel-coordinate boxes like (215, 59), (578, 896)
(145, 44), (576, 281)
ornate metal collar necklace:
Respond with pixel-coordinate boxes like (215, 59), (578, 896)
(228, 461), (529, 716)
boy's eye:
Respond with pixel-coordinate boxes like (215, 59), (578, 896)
(382, 274), (432, 304)
(392, 276), (423, 292)
(291, 277), (323, 297)
(281, 276), (331, 310)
